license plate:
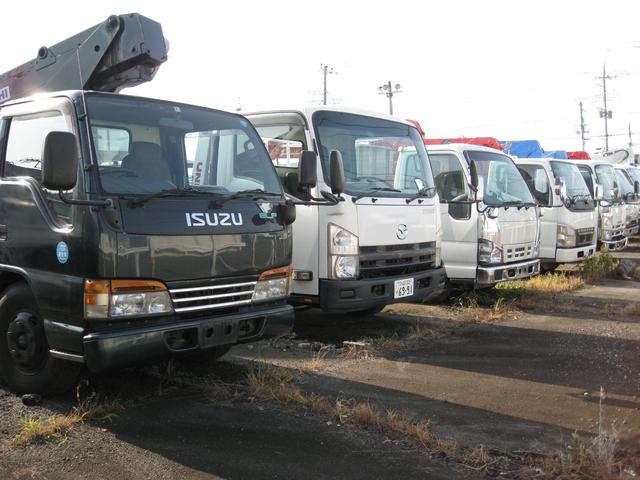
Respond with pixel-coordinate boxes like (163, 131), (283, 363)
(394, 278), (414, 299)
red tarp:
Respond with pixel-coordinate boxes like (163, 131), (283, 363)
(567, 151), (590, 160)
(424, 137), (503, 150)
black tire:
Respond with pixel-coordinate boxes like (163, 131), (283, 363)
(540, 263), (559, 274)
(348, 305), (385, 317)
(0, 283), (81, 395)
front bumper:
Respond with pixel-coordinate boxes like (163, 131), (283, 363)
(476, 259), (540, 285)
(554, 244), (596, 263)
(599, 236), (628, 251)
(318, 267), (446, 313)
(624, 221), (639, 237)
(81, 304), (293, 372)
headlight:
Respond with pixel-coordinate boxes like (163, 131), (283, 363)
(85, 279), (172, 319)
(435, 243), (442, 267)
(329, 224), (358, 255)
(333, 255), (358, 279)
(328, 224), (359, 279)
(478, 239), (502, 264)
(556, 224), (577, 248)
(252, 265), (292, 302)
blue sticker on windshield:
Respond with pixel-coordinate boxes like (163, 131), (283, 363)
(56, 241), (69, 264)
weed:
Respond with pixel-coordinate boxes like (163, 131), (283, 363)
(340, 342), (374, 360)
(12, 412), (86, 447)
(352, 402), (382, 429)
(579, 254), (618, 283)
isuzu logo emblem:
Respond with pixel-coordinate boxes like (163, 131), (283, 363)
(396, 224), (408, 240)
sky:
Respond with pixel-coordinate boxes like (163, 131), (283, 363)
(2, 0), (639, 153)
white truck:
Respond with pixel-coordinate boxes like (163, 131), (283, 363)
(424, 143), (540, 287)
(568, 159), (628, 250)
(247, 107), (446, 313)
(513, 158), (598, 270)
(613, 166), (640, 236)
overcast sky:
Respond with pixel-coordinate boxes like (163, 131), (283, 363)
(2, 1), (639, 153)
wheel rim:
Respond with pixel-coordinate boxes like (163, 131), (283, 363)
(6, 311), (47, 374)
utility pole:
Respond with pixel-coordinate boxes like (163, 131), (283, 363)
(578, 101), (587, 151)
(320, 64), (335, 106)
(378, 81), (402, 115)
(597, 64), (615, 150)
(629, 123), (633, 147)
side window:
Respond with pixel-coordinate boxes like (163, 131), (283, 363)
(578, 167), (594, 196)
(91, 126), (130, 166)
(4, 111), (73, 223)
(429, 153), (470, 202)
(518, 165), (551, 206)
(430, 153), (471, 220)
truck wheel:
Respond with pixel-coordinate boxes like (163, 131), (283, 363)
(0, 283), (81, 395)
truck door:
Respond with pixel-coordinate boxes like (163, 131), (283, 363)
(518, 164), (554, 259)
(429, 152), (476, 280)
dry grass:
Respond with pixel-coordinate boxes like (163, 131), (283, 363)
(340, 342), (375, 360)
(352, 402), (382, 429)
(513, 273), (585, 293)
(245, 362), (332, 414)
(12, 411), (86, 446)
(622, 303), (640, 318)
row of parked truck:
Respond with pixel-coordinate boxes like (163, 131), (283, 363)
(0, 14), (637, 394)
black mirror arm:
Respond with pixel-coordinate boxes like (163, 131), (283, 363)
(58, 190), (113, 207)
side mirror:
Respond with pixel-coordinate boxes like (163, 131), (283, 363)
(278, 199), (296, 225)
(329, 150), (345, 195)
(594, 183), (604, 201)
(634, 180), (640, 195)
(554, 176), (567, 200)
(469, 160), (479, 188)
(475, 175), (485, 203)
(298, 150), (318, 189)
(42, 131), (78, 191)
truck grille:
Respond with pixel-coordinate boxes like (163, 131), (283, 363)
(503, 242), (536, 263)
(169, 280), (256, 315)
(576, 227), (595, 247)
(359, 241), (436, 279)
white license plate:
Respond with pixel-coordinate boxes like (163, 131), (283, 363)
(394, 278), (414, 299)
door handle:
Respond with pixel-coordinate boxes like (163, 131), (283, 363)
(0, 224), (7, 240)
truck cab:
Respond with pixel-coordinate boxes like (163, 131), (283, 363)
(613, 166), (640, 237)
(0, 14), (295, 394)
(569, 159), (627, 250)
(425, 143), (540, 287)
(247, 107), (446, 313)
(514, 158), (598, 270)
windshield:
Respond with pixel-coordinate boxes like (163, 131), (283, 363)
(550, 161), (594, 209)
(594, 164), (618, 203)
(312, 111), (435, 197)
(464, 150), (535, 206)
(86, 95), (282, 196)
(615, 169), (635, 198)
(627, 167), (640, 184)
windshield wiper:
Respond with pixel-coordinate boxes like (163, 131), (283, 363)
(210, 189), (282, 208)
(406, 186), (437, 204)
(128, 187), (225, 207)
(351, 187), (401, 203)
(499, 200), (535, 209)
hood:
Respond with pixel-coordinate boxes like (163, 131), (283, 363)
(494, 207), (539, 245)
(356, 203), (438, 246)
(110, 197), (292, 281)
